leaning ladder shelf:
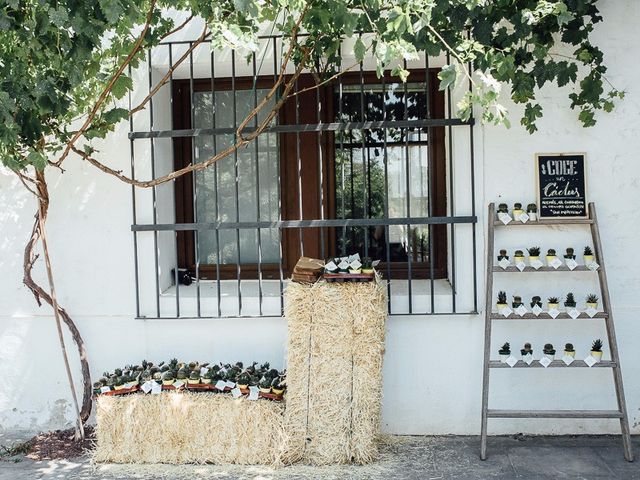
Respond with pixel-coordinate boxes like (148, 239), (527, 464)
(480, 203), (634, 462)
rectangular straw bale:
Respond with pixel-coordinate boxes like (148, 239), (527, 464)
(283, 280), (387, 465)
(94, 392), (287, 465)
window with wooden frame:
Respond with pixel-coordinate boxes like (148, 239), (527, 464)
(172, 69), (447, 280)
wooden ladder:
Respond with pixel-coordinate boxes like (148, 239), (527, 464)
(480, 202), (634, 461)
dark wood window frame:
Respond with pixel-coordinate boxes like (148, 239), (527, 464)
(172, 69), (447, 280)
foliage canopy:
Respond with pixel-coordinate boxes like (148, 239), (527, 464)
(0, 0), (623, 173)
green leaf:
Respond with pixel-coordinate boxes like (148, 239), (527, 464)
(103, 107), (129, 124)
(110, 75), (133, 100)
(27, 149), (48, 171)
(438, 64), (458, 91)
(354, 37), (366, 62)
(578, 108), (596, 127)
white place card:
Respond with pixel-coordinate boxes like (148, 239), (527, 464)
(515, 305), (528, 317)
(515, 260), (526, 271)
(586, 307), (598, 318)
(500, 306), (513, 317)
(506, 356), (518, 367)
(324, 261), (338, 272)
(100, 386), (111, 394)
(173, 380), (184, 389)
(532, 305), (543, 316)
(530, 259), (544, 270)
(584, 355), (598, 367)
(550, 257), (563, 269)
(568, 308), (581, 319)
(231, 387), (242, 398)
(215, 380), (227, 391)
(248, 386), (260, 401)
(562, 355), (575, 366)
(338, 260), (349, 270)
(588, 261), (600, 271)
(151, 382), (162, 395)
(523, 355), (534, 366)
(226, 381), (236, 389)
(548, 308), (560, 319)
(566, 258), (578, 270)
(498, 212), (512, 225)
(349, 259), (362, 270)
(372, 259), (381, 267)
(498, 258), (510, 269)
(347, 253), (361, 263)
(141, 381), (153, 394)
(519, 212), (530, 223)
(539, 357), (552, 368)
(200, 367), (208, 376)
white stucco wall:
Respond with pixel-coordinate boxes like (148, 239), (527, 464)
(1, 0), (639, 436)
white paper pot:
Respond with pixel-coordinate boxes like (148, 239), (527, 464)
(499, 353), (510, 362)
(544, 354), (555, 361)
(529, 256), (540, 263)
(587, 302), (598, 309)
(546, 255), (557, 264)
(584, 255), (594, 264)
(497, 303), (507, 313)
(591, 351), (603, 362)
(564, 351), (576, 358)
(528, 212), (537, 221)
(548, 303), (559, 310)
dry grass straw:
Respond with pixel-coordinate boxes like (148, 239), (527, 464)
(283, 280), (387, 465)
(93, 392), (288, 465)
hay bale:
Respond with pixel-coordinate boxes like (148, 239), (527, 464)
(93, 392), (287, 465)
(283, 280), (387, 465)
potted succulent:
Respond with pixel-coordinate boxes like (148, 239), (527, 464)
(237, 372), (251, 390)
(545, 248), (558, 264)
(530, 296), (542, 308)
(543, 343), (556, 361)
(496, 291), (508, 313)
(362, 257), (374, 274)
(513, 250), (525, 263)
(271, 377), (285, 395)
(259, 377), (272, 394)
(498, 342), (511, 362)
(497, 249), (509, 261)
(583, 246), (595, 265)
(586, 294), (599, 309)
(526, 203), (537, 221)
(520, 342), (533, 360)
(547, 296), (559, 310)
(564, 292), (577, 308)
(93, 380), (104, 395)
(512, 202), (524, 219)
(512, 295), (523, 308)
(590, 339), (604, 361)
(162, 371), (175, 386)
(564, 247), (576, 260)
(527, 246), (541, 263)
(187, 370), (200, 385)
(202, 369), (214, 384)
(113, 375), (125, 391)
(176, 366), (188, 383)
(564, 343), (576, 358)
(497, 203), (508, 214)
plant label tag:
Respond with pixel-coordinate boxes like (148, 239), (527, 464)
(539, 357), (552, 368)
(347, 253), (361, 263)
(515, 260), (526, 271)
(498, 212), (512, 225)
(248, 386), (260, 401)
(584, 355), (597, 367)
(372, 259), (381, 267)
(586, 307), (598, 318)
(349, 259), (362, 270)
(100, 386), (111, 394)
(500, 306), (512, 317)
(231, 387), (242, 398)
(515, 305), (528, 316)
(568, 308), (581, 319)
(562, 355), (574, 366)
(141, 381), (153, 394)
(226, 381), (236, 389)
(338, 260), (349, 270)
(498, 258), (510, 269)
(519, 212), (530, 223)
(215, 380), (227, 391)
(151, 383), (162, 395)
(200, 367), (208, 376)
(548, 308), (560, 319)
(529, 213), (537, 221)
(588, 261), (600, 271)
(506, 356), (518, 367)
(173, 380), (185, 389)
(530, 259), (544, 270)
(566, 258), (578, 270)
(532, 305), (543, 316)
(324, 261), (338, 272)
(550, 257), (563, 269)
(523, 355), (534, 366)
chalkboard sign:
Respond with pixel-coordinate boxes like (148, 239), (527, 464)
(536, 153), (587, 218)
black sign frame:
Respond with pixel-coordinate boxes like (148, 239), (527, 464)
(535, 153), (587, 219)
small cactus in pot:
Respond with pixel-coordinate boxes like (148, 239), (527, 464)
(564, 292), (576, 308)
(545, 248), (558, 264)
(496, 291), (508, 313)
(564, 247), (576, 260)
(497, 203), (508, 214)
(187, 370), (201, 385)
(547, 296), (559, 310)
(526, 203), (537, 221)
(564, 343), (576, 358)
(497, 249), (509, 261)
(586, 294), (599, 310)
(237, 372), (251, 390)
(530, 296), (542, 308)
(498, 342), (511, 362)
(513, 249), (525, 263)
(512, 295), (523, 309)
(520, 342), (533, 359)
(583, 246), (595, 265)
(543, 343), (556, 361)
(527, 246), (541, 262)
(162, 371), (175, 386)
(590, 339), (604, 362)
(512, 202), (524, 219)
(259, 377), (272, 394)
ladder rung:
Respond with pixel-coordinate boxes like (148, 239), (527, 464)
(489, 360), (616, 368)
(487, 409), (623, 419)
(493, 219), (594, 226)
(492, 265), (592, 272)
(490, 312), (608, 320)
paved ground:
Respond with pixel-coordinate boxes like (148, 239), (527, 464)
(0, 435), (637, 479)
